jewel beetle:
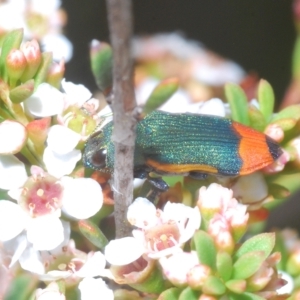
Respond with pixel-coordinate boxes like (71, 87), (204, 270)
(83, 110), (282, 189)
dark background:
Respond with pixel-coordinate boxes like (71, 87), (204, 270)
(61, 0), (300, 228)
(62, 0), (295, 103)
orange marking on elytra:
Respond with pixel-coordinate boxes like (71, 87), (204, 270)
(232, 122), (274, 174)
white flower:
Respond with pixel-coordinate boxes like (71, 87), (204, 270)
(106, 198), (201, 265)
(159, 251), (199, 286)
(79, 277), (114, 300)
(0, 167), (103, 251)
(0, 0), (73, 62)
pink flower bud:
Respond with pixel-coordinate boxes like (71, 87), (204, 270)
(187, 264), (212, 290)
(46, 59), (65, 89)
(20, 39), (42, 82)
(6, 49), (27, 85)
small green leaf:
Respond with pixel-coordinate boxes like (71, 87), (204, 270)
(234, 233), (275, 260)
(34, 52), (53, 89)
(78, 219), (108, 249)
(217, 251), (233, 281)
(178, 287), (199, 300)
(232, 251), (265, 279)
(157, 288), (182, 300)
(257, 79), (274, 122)
(226, 279), (246, 294)
(269, 118), (297, 131)
(274, 231), (289, 271)
(292, 35), (300, 78)
(229, 292), (265, 300)
(271, 104), (300, 122)
(4, 273), (37, 300)
(9, 79), (35, 103)
(90, 40), (112, 95)
(0, 29), (23, 78)
(142, 77), (179, 115)
(248, 105), (266, 132)
(193, 230), (216, 270)
(225, 83), (249, 125)
(202, 276), (226, 295)
(268, 183), (290, 199)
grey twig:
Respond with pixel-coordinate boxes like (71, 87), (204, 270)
(106, 0), (137, 238)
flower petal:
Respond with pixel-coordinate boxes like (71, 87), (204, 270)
(61, 177), (103, 219)
(24, 83), (64, 117)
(27, 215), (64, 250)
(105, 237), (144, 266)
(42, 34), (73, 62)
(0, 121), (27, 154)
(127, 197), (157, 228)
(19, 245), (45, 274)
(76, 251), (106, 278)
(43, 147), (81, 178)
(0, 200), (26, 241)
(62, 79), (92, 105)
(46, 125), (81, 155)
(0, 155), (27, 190)
(78, 278), (114, 300)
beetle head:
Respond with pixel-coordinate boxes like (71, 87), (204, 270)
(83, 130), (107, 171)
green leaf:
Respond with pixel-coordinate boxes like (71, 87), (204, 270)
(0, 29), (23, 79)
(202, 276), (226, 295)
(142, 77), (179, 115)
(226, 279), (246, 294)
(178, 287), (199, 300)
(257, 79), (274, 122)
(270, 118), (297, 131)
(157, 288), (182, 300)
(33, 52), (53, 89)
(271, 104), (300, 122)
(274, 231), (289, 271)
(193, 230), (216, 270)
(78, 219), (108, 249)
(217, 251), (233, 281)
(229, 292), (265, 300)
(248, 104), (266, 132)
(292, 35), (300, 78)
(90, 40), (112, 95)
(268, 183), (290, 199)
(225, 83), (249, 125)
(9, 79), (35, 103)
(232, 251), (265, 279)
(4, 273), (37, 300)
(234, 233), (275, 260)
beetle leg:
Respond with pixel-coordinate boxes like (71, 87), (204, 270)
(134, 168), (148, 179)
(189, 171), (208, 180)
(147, 177), (169, 192)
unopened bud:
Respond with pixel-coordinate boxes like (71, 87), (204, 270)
(6, 49), (27, 86)
(20, 39), (42, 82)
(46, 59), (65, 89)
(187, 264), (212, 290)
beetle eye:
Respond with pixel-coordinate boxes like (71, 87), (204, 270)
(91, 148), (107, 169)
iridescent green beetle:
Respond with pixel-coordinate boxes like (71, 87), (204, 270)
(83, 110), (282, 189)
